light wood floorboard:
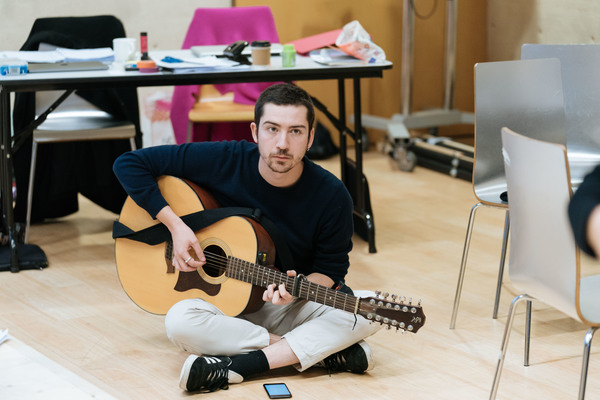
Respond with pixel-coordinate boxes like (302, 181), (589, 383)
(1, 151), (599, 399)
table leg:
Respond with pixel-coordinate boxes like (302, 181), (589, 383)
(1, 88), (19, 272)
(337, 80), (347, 184)
(0, 89), (47, 273)
(352, 78), (376, 253)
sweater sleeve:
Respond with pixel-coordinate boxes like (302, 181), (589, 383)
(569, 164), (600, 256)
(112, 143), (225, 218)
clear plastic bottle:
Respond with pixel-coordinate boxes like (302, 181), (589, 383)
(281, 44), (296, 68)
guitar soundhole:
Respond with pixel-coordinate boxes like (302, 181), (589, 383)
(203, 245), (226, 278)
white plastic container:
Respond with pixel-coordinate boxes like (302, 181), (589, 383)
(0, 58), (28, 75)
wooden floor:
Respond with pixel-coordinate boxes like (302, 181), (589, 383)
(1, 150), (599, 399)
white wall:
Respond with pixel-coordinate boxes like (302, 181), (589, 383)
(488, 0), (600, 61)
(1, 0), (231, 51)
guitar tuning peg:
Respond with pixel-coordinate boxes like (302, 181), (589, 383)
(375, 290), (382, 297)
(383, 292), (389, 299)
(400, 296), (406, 304)
(418, 299), (422, 306)
(391, 294), (398, 302)
(409, 297), (413, 305)
(386, 325), (391, 330)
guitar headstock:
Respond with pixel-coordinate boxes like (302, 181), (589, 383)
(358, 291), (426, 334)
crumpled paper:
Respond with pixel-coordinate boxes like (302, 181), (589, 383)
(0, 328), (9, 345)
(335, 20), (386, 63)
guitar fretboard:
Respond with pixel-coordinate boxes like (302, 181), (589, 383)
(225, 255), (359, 314)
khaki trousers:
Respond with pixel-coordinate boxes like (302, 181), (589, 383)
(165, 290), (381, 370)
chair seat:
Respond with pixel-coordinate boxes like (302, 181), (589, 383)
(188, 93), (254, 123)
(34, 111), (136, 142)
(188, 85), (254, 123)
(474, 176), (509, 206)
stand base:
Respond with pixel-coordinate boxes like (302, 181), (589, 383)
(0, 243), (48, 272)
(356, 110), (474, 173)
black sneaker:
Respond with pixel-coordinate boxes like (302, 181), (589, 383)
(321, 340), (374, 374)
(179, 355), (232, 392)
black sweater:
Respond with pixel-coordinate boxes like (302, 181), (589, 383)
(113, 141), (354, 284)
(569, 164), (600, 256)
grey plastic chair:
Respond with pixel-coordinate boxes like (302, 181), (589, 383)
(490, 127), (600, 400)
(522, 44), (600, 188)
(450, 58), (566, 329)
(25, 91), (136, 242)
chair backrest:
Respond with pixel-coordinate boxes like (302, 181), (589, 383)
(34, 43), (107, 119)
(170, 6), (280, 144)
(501, 127), (579, 319)
(15, 15), (140, 129)
(180, 7), (279, 49)
(473, 59), (566, 204)
(522, 44), (600, 187)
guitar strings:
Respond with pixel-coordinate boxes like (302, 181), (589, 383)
(196, 252), (360, 314)
(187, 251), (418, 328)
(200, 252), (285, 282)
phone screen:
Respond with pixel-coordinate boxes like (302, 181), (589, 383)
(263, 383), (292, 399)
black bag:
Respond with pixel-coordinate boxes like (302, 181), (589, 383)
(307, 122), (338, 160)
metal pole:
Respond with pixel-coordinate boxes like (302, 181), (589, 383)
(401, 0), (415, 116)
(443, 0), (458, 110)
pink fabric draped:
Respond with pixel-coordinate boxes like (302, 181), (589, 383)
(170, 6), (280, 144)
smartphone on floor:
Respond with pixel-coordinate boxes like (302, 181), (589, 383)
(263, 383), (292, 398)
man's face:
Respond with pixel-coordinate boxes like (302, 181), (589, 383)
(251, 103), (314, 186)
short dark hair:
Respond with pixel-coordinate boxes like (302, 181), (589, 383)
(254, 83), (315, 133)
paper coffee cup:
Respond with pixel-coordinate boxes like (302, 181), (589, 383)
(251, 41), (271, 66)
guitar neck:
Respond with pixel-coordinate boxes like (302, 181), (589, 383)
(226, 256), (359, 314)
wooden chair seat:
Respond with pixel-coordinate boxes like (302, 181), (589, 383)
(186, 85), (255, 142)
(189, 84), (255, 121)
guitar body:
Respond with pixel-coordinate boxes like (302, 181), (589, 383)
(115, 176), (274, 316)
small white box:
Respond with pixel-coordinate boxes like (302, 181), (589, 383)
(0, 58), (28, 75)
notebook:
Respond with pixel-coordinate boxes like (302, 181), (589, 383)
(27, 61), (109, 73)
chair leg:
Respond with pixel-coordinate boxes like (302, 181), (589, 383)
(129, 137), (137, 151)
(524, 299), (532, 366)
(492, 210), (510, 319)
(450, 202), (482, 329)
(490, 293), (533, 400)
(24, 139), (39, 243)
(579, 327), (598, 400)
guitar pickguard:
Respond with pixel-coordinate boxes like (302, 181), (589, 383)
(173, 271), (221, 296)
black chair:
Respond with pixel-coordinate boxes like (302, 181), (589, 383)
(11, 16), (142, 241)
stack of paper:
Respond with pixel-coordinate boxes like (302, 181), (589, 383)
(0, 47), (114, 63)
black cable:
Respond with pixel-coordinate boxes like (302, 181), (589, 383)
(411, 0), (439, 20)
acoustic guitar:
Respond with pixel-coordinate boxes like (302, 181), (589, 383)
(115, 176), (425, 333)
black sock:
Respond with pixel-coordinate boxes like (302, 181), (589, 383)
(229, 350), (270, 380)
